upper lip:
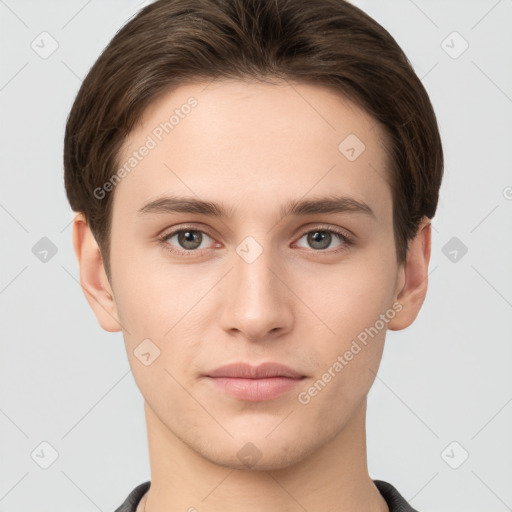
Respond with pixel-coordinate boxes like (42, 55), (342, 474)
(206, 362), (304, 379)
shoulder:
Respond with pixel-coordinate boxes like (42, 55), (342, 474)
(114, 479), (419, 512)
(373, 479), (420, 512)
(113, 481), (151, 512)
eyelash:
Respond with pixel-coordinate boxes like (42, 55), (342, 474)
(157, 224), (355, 257)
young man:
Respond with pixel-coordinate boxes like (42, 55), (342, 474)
(64, 0), (443, 510)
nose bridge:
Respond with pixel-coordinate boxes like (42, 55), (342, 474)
(221, 234), (292, 340)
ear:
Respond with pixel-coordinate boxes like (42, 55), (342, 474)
(72, 212), (122, 333)
(388, 216), (432, 331)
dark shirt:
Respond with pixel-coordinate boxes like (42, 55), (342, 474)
(114, 479), (419, 511)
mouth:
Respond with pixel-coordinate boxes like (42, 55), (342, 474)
(204, 362), (306, 401)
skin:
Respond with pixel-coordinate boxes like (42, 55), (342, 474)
(73, 78), (431, 512)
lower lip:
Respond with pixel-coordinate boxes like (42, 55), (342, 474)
(206, 376), (305, 401)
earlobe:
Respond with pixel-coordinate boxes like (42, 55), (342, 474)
(72, 212), (122, 333)
(387, 216), (432, 331)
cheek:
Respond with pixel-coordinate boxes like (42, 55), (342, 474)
(110, 253), (218, 390)
(299, 253), (395, 390)
(302, 255), (396, 337)
(298, 315), (387, 420)
(110, 242), (191, 335)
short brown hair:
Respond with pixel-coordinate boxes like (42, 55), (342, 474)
(64, 0), (443, 281)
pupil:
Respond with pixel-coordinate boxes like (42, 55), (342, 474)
(179, 230), (201, 249)
(309, 231), (330, 249)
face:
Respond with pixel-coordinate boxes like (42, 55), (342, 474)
(100, 78), (407, 470)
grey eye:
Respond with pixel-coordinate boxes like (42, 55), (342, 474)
(296, 230), (345, 251)
(164, 229), (214, 251)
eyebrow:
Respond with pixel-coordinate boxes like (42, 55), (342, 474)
(137, 194), (376, 220)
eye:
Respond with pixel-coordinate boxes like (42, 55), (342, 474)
(159, 227), (217, 255)
(158, 224), (355, 257)
(294, 227), (354, 253)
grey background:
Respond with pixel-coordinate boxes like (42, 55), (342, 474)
(1, 0), (511, 510)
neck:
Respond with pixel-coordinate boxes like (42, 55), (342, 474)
(141, 398), (388, 512)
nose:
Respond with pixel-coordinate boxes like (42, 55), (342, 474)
(218, 240), (294, 343)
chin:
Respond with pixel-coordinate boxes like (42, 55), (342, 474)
(192, 430), (319, 472)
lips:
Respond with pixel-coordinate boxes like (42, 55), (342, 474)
(206, 362), (305, 379)
(205, 362), (306, 401)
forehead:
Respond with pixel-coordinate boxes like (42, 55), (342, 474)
(113, 78), (392, 223)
